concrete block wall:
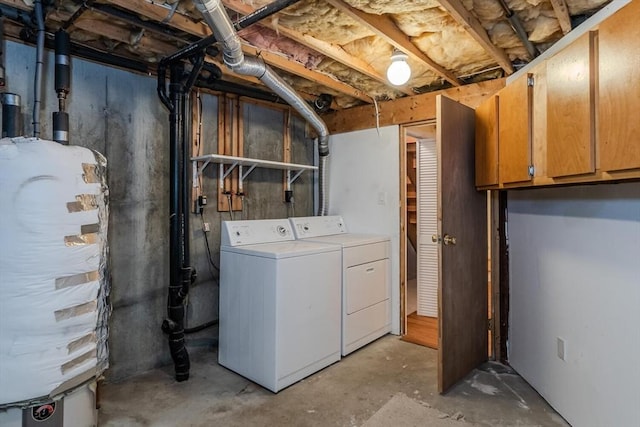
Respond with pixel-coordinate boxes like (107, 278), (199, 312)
(3, 41), (314, 381)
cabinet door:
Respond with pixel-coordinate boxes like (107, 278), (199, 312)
(475, 94), (499, 187)
(546, 32), (596, 177)
(499, 74), (532, 184)
(599, 0), (640, 172)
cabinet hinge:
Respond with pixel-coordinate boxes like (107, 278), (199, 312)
(527, 75), (535, 86)
(528, 165), (535, 176)
(488, 318), (494, 330)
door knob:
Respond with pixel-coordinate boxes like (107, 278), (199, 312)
(443, 234), (457, 246)
(431, 234), (441, 243)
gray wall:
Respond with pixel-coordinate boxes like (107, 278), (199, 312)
(507, 182), (640, 427)
(3, 41), (314, 381)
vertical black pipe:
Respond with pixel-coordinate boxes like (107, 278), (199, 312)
(53, 29), (71, 145)
(0, 18), (6, 88)
(165, 62), (190, 382)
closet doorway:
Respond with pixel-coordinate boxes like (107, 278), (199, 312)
(400, 95), (489, 393)
(403, 121), (438, 349)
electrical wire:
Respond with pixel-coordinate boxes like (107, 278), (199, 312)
(373, 97), (381, 138)
(200, 211), (220, 274)
(226, 193), (234, 220)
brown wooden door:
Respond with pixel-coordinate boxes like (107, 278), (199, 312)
(436, 95), (488, 393)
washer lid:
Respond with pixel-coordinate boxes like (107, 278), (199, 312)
(221, 240), (340, 259)
(301, 233), (390, 248)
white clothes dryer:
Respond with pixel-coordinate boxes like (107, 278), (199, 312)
(218, 219), (341, 392)
(289, 216), (392, 355)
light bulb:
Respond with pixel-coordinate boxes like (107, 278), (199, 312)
(386, 50), (411, 86)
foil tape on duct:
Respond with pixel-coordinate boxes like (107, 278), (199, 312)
(0, 137), (110, 406)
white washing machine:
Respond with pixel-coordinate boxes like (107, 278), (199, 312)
(289, 216), (391, 355)
(219, 219), (341, 393)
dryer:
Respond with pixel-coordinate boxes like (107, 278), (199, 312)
(219, 219), (341, 392)
(289, 216), (391, 355)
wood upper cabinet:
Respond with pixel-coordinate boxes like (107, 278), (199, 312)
(598, 0), (640, 172)
(475, 95), (499, 187)
(546, 32), (596, 177)
(498, 74), (532, 184)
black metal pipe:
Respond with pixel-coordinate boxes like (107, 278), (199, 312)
(157, 62), (173, 112)
(32, 0), (45, 138)
(0, 4), (32, 26)
(234, 0), (301, 30)
(161, 34), (217, 65)
(54, 29), (70, 144)
(0, 18), (5, 88)
(496, 0), (537, 59)
(164, 61), (190, 382)
(1, 93), (22, 137)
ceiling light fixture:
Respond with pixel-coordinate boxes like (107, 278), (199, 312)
(386, 49), (411, 86)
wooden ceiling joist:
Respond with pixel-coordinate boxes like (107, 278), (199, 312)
(325, 0), (463, 86)
(221, 0), (414, 96)
(108, 0), (212, 37)
(102, 0), (374, 102)
(549, 0), (573, 34)
(47, 10), (178, 56)
(242, 45), (372, 103)
(437, 0), (515, 75)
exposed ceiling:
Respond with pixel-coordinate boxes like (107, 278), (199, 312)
(1, 0), (610, 110)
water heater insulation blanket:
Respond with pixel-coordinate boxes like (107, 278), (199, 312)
(0, 137), (110, 406)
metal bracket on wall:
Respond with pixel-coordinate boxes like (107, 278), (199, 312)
(192, 153), (317, 194)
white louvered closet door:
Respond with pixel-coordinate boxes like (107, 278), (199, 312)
(416, 138), (438, 317)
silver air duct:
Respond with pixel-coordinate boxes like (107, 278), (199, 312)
(193, 0), (330, 215)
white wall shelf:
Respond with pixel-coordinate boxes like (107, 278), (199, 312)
(191, 154), (317, 191)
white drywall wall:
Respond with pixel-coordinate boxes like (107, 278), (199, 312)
(328, 126), (401, 334)
(508, 182), (640, 427)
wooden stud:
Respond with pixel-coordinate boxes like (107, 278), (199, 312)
(282, 109), (292, 199)
(191, 90), (201, 214)
(549, 0), (573, 34)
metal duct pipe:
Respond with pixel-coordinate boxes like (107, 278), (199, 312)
(32, 0), (45, 138)
(192, 0), (330, 215)
(496, 0), (537, 59)
(1, 93), (22, 137)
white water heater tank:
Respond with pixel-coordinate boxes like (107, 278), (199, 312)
(0, 137), (109, 418)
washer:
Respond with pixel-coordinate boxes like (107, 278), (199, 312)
(289, 216), (391, 355)
(219, 219), (341, 393)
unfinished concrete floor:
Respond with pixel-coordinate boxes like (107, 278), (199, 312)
(99, 336), (568, 426)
